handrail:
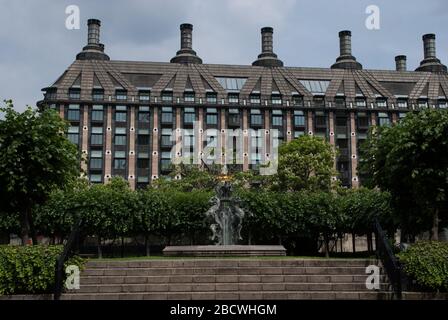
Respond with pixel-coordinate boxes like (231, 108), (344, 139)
(373, 218), (405, 300)
(53, 204), (97, 300)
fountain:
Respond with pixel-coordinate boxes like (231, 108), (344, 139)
(163, 166), (286, 256)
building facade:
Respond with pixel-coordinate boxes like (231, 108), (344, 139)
(38, 19), (448, 190)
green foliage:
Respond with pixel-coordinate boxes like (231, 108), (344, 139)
(398, 241), (448, 291)
(0, 245), (84, 295)
(0, 100), (80, 243)
(359, 109), (448, 237)
(274, 135), (336, 192)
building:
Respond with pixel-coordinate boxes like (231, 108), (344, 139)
(38, 19), (448, 190)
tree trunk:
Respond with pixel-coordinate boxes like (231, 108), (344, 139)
(352, 232), (356, 253)
(145, 235), (150, 257)
(324, 234), (330, 258)
(431, 209), (439, 241)
(20, 210), (30, 246)
(121, 237), (124, 258)
(97, 236), (102, 259)
(27, 207), (37, 245)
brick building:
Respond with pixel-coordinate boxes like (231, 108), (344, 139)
(38, 19), (448, 190)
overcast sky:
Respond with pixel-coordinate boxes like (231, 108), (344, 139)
(1, 0), (447, 111)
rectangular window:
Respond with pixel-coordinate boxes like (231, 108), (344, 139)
(357, 113), (369, 129)
(313, 96), (325, 107)
(89, 174), (102, 183)
(138, 106), (150, 123)
(228, 109), (240, 127)
(91, 127), (103, 145)
(272, 110), (283, 126)
(67, 104), (80, 121)
(438, 100), (447, 109)
(184, 107), (196, 125)
(206, 93), (217, 104)
(92, 89), (104, 101)
(68, 88), (81, 100)
(115, 90), (127, 101)
(161, 91), (173, 102)
(378, 112), (390, 126)
(115, 106), (127, 122)
(206, 108), (218, 125)
(90, 150), (103, 170)
(67, 126), (79, 145)
(161, 128), (173, 148)
(137, 132), (150, 145)
(397, 99), (408, 108)
(355, 98), (366, 108)
(228, 93), (239, 104)
(335, 97), (346, 108)
(249, 94), (261, 105)
(137, 158), (149, 169)
(315, 111), (326, 128)
(250, 109), (262, 126)
(376, 98), (387, 108)
(292, 95), (303, 106)
(184, 92), (195, 103)
(115, 127), (127, 146)
(418, 99), (428, 108)
(139, 91), (150, 102)
(114, 151), (126, 170)
(91, 105), (104, 122)
(161, 107), (173, 124)
(293, 110), (305, 127)
(271, 95), (282, 105)
(161, 151), (172, 172)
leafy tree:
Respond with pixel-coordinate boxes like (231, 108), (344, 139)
(359, 109), (448, 240)
(273, 135), (336, 192)
(0, 101), (80, 245)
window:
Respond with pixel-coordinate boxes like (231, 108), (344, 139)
(378, 112), (390, 126)
(67, 126), (79, 145)
(184, 92), (195, 103)
(68, 88), (81, 100)
(299, 80), (330, 95)
(115, 127), (127, 145)
(397, 99), (408, 108)
(271, 95), (282, 105)
(114, 151), (126, 170)
(45, 88), (57, 100)
(355, 98), (366, 108)
(161, 151), (172, 172)
(67, 104), (80, 121)
(315, 111), (326, 128)
(161, 128), (173, 148)
(294, 110), (305, 127)
(137, 129), (150, 145)
(228, 93), (239, 104)
(249, 94), (261, 105)
(92, 89), (104, 101)
(90, 150), (103, 170)
(250, 109), (262, 126)
(137, 153), (150, 169)
(138, 106), (150, 122)
(357, 112), (369, 129)
(184, 107), (196, 125)
(115, 105), (127, 122)
(216, 77), (247, 91)
(438, 100), (447, 109)
(418, 99), (428, 108)
(398, 112), (407, 120)
(161, 91), (173, 102)
(139, 91), (150, 102)
(335, 97), (346, 108)
(206, 93), (217, 104)
(161, 107), (173, 124)
(376, 98), (387, 108)
(294, 130), (305, 138)
(292, 95), (303, 106)
(272, 110), (283, 126)
(115, 90), (127, 101)
(91, 105), (103, 122)
(89, 174), (102, 183)
(91, 127), (103, 145)
(206, 108), (218, 125)
(228, 108), (240, 127)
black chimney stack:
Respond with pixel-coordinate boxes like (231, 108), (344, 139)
(252, 27), (283, 67)
(170, 23), (202, 64)
(331, 30), (362, 70)
(76, 19), (109, 61)
(416, 34), (447, 72)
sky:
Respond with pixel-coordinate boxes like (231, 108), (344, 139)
(1, 0), (447, 112)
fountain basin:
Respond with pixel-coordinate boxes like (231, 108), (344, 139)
(163, 245), (286, 257)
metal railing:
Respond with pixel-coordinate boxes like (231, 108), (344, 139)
(373, 218), (406, 300)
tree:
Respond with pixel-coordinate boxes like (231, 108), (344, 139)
(359, 109), (448, 240)
(274, 135), (336, 192)
(0, 101), (80, 245)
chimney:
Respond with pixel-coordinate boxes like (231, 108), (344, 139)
(76, 18), (109, 61)
(416, 34), (447, 72)
(331, 30), (362, 70)
(252, 27), (283, 67)
(170, 23), (202, 64)
(395, 55), (407, 71)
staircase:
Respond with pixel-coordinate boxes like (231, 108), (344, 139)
(62, 258), (392, 300)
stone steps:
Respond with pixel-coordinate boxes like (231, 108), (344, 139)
(62, 258), (390, 300)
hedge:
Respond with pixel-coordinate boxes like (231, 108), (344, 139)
(398, 241), (448, 291)
(0, 245), (84, 295)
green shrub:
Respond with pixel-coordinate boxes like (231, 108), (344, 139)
(398, 241), (448, 291)
(0, 245), (84, 295)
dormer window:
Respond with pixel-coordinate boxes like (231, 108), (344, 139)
(397, 98), (408, 108)
(184, 92), (195, 103)
(68, 88), (81, 100)
(376, 98), (387, 108)
(313, 96), (325, 107)
(206, 92), (217, 104)
(335, 97), (346, 108)
(139, 90), (150, 102)
(228, 93), (239, 104)
(45, 88), (57, 100)
(418, 99), (428, 108)
(292, 95), (303, 107)
(355, 97), (366, 108)
(271, 95), (282, 105)
(161, 91), (173, 103)
(438, 99), (447, 109)
(249, 94), (260, 105)
(115, 89), (127, 101)
(92, 89), (104, 101)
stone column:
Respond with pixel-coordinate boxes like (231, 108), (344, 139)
(175, 108), (182, 169)
(220, 109), (226, 165)
(329, 111), (337, 176)
(81, 105), (89, 174)
(104, 106), (112, 182)
(350, 112), (359, 188)
(371, 112), (377, 126)
(197, 108), (204, 157)
(151, 107), (159, 180)
(128, 106), (136, 190)
(264, 109), (270, 158)
(243, 109), (249, 171)
(307, 111), (313, 135)
(391, 113), (398, 124)
(59, 105), (64, 119)
(286, 110), (292, 142)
